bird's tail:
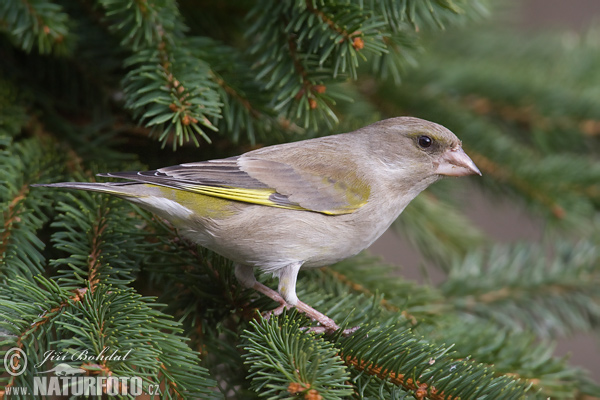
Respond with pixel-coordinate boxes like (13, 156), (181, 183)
(31, 181), (146, 198)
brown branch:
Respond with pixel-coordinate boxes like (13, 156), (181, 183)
(343, 353), (544, 399)
(3, 288), (88, 388)
(16, 288), (88, 348)
(87, 205), (110, 293)
(464, 95), (546, 131)
(580, 119), (600, 137)
(464, 94), (596, 140)
(287, 34), (313, 102)
(466, 150), (566, 219)
(288, 381), (322, 399)
(461, 281), (596, 309)
(0, 184), (30, 264)
(212, 72), (261, 119)
(22, 0), (64, 44)
(464, 95), (600, 202)
(342, 354), (452, 400)
(324, 268), (418, 325)
(286, 36), (328, 110)
(280, 5), (357, 110)
(304, 0), (363, 49)
(161, 47), (214, 129)
(158, 361), (185, 399)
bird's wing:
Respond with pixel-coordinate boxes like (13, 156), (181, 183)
(237, 155), (370, 215)
(99, 155), (370, 215)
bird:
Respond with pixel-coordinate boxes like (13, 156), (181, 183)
(34, 117), (481, 334)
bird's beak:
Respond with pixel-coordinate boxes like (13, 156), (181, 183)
(435, 147), (482, 177)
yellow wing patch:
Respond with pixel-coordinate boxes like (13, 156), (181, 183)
(184, 184), (305, 210)
(178, 184), (361, 215)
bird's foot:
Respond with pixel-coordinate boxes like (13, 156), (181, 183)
(302, 325), (360, 336)
(295, 300), (359, 336)
(262, 302), (291, 320)
(250, 280), (358, 336)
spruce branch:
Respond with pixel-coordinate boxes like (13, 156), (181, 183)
(0, 180), (31, 265)
(97, 0), (185, 51)
(465, 150), (569, 219)
(337, 322), (532, 399)
(388, 24), (600, 157)
(367, 22), (600, 225)
(0, 136), (62, 280)
(2, 1), (599, 398)
(0, 0), (71, 54)
(49, 187), (146, 289)
(141, 218), (246, 322)
(246, 1), (388, 129)
(442, 240), (600, 337)
(0, 276), (87, 390)
(190, 36), (288, 144)
(0, 277), (221, 399)
(369, 32), (420, 84)
(0, 80), (29, 137)
(322, 254), (444, 323)
(300, 1), (389, 77)
(242, 313), (353, 399)
(137, 213), (266, 397)
(99, 0), (223, 149)
(374, 0), (488, 31)
(375, 81), (600, 225)
(393, 192), (488, 271)
(419, 321), (593, 399)
(122, 42), (222, 149)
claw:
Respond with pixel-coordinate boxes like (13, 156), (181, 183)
(262, 303), (291, 320)
(300, 325), (359, 336)
(239, 269), (358, 336)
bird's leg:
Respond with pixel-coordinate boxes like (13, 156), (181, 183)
(277, 261), (302, 306)
(277, 262), (341, 333)
(235, 264), (289, 317)
(234, 263), (349, 334)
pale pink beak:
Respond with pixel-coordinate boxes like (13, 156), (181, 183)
(435, 147), (481, 177)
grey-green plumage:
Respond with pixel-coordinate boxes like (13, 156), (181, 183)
(34, 117), (481, 333)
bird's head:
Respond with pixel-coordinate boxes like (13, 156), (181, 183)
(364, 117), (481, 193)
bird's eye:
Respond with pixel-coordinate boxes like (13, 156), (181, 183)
(418, 135), (433, 148)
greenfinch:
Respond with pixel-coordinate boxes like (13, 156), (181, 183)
(35, 117), (480, 333)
